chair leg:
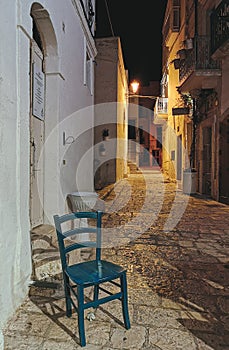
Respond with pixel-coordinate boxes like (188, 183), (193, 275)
(64, 275), (72, 317)
(93, 284), (99, 302)
(77, 285), (86, 347)
(120, 273), (131, 329)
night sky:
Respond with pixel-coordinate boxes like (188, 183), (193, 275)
(95, 0), (167, 85)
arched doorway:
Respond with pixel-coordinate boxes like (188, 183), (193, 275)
(30, 22), (45, 227)
(30, 3), (58, 228)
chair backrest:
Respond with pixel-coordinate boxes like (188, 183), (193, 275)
(53, 211), (103, 270)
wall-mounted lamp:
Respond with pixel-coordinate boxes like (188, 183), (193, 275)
(102, 128), (109, 141)
(128, 80), (158, 100)
(63, 132), (75, 146)
(130, 80), (140, 94)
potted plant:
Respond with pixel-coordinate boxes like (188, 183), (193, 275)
(99, 143), (106, 156)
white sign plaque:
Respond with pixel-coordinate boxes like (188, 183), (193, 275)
(32, 63), (45, 120)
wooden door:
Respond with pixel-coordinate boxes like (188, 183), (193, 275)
(30, 41), (45, 228)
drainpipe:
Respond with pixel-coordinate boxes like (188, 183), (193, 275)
(194, 0), (198, 37)
(190, 0), (199, 170)
(190, 97), (197, 169)
(194, 0), (199, 62)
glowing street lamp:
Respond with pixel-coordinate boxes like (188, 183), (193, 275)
(128, 80), (158, 100)
(130, 80), (140, 94)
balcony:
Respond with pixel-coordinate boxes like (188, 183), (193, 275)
(178, 36), (221, 93)
(79, 0), (95, 32)
(211, 0), (229, 58)
(154, 97), (168, 123)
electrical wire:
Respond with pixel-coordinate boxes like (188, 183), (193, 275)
(104, 0), (115, 36)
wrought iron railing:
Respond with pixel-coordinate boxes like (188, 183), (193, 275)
(179, 36), (221, 82)
(211, 0), (229, 54)
(155, 97), (168, 115)
(79, 0), (95, 31)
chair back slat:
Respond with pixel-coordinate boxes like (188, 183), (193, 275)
(56, 211), (98, 224)
(53, 211), (103, 267)
(63, 227), (97, 239)
(65, 241), (97, 254)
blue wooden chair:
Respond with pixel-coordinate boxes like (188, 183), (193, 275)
(53, 210), (130, 347)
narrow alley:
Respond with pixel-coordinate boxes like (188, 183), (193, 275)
(3, 170), (229, 350)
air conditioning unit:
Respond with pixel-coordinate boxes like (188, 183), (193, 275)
(184, 38), (193, 50)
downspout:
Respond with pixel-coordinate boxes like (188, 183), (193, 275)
(190, 98), (198, 169)
(190, 0), (199, 170)
(194, 0), (198, 69)
(194, 0), (198, 36)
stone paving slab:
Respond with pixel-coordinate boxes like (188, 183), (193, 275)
(3, 170), (229, 349)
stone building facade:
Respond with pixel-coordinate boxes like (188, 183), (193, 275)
(94, 37), (129, 189)
(157, 0), (228, 202)
(0, 0), (97, 342)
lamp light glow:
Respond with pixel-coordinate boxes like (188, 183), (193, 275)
(130, 80), (140, 94)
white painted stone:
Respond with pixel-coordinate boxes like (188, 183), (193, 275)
(0, 330), (3, 350)
(0, 0), (97, 334)
(110, 326), (146, 349)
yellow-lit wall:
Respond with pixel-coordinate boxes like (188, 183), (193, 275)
(162, 0), (193, 182)
(116, 38), (128, 180)
(94, 37), (128, 188)
(162, 0), (228, 202)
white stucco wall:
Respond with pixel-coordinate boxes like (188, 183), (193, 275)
(0, 1), (32, 338)
(0, 0), (97, 337)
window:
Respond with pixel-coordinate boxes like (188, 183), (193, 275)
(156, 127), (162, 148)
(128, 120), (136, 139)
(139, 128), (145, 144)
(172, 0), (180, 31)
(139, 105), (147, 118)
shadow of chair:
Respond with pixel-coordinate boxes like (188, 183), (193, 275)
(53, 210), (130, 347)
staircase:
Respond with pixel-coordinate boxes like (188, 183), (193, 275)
(30, 224), (62, 282)
(30, 223), (94, 283)
(127, 161), (141, 174)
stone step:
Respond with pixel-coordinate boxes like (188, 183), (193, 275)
(30, 224), (62, 282)
(127, 161), (141, 174)
(30, 223), (94, 282)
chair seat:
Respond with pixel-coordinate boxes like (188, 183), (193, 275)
(66, 260), (126, 286)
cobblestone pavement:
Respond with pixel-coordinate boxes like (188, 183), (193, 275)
(3, 170), (229, 350)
